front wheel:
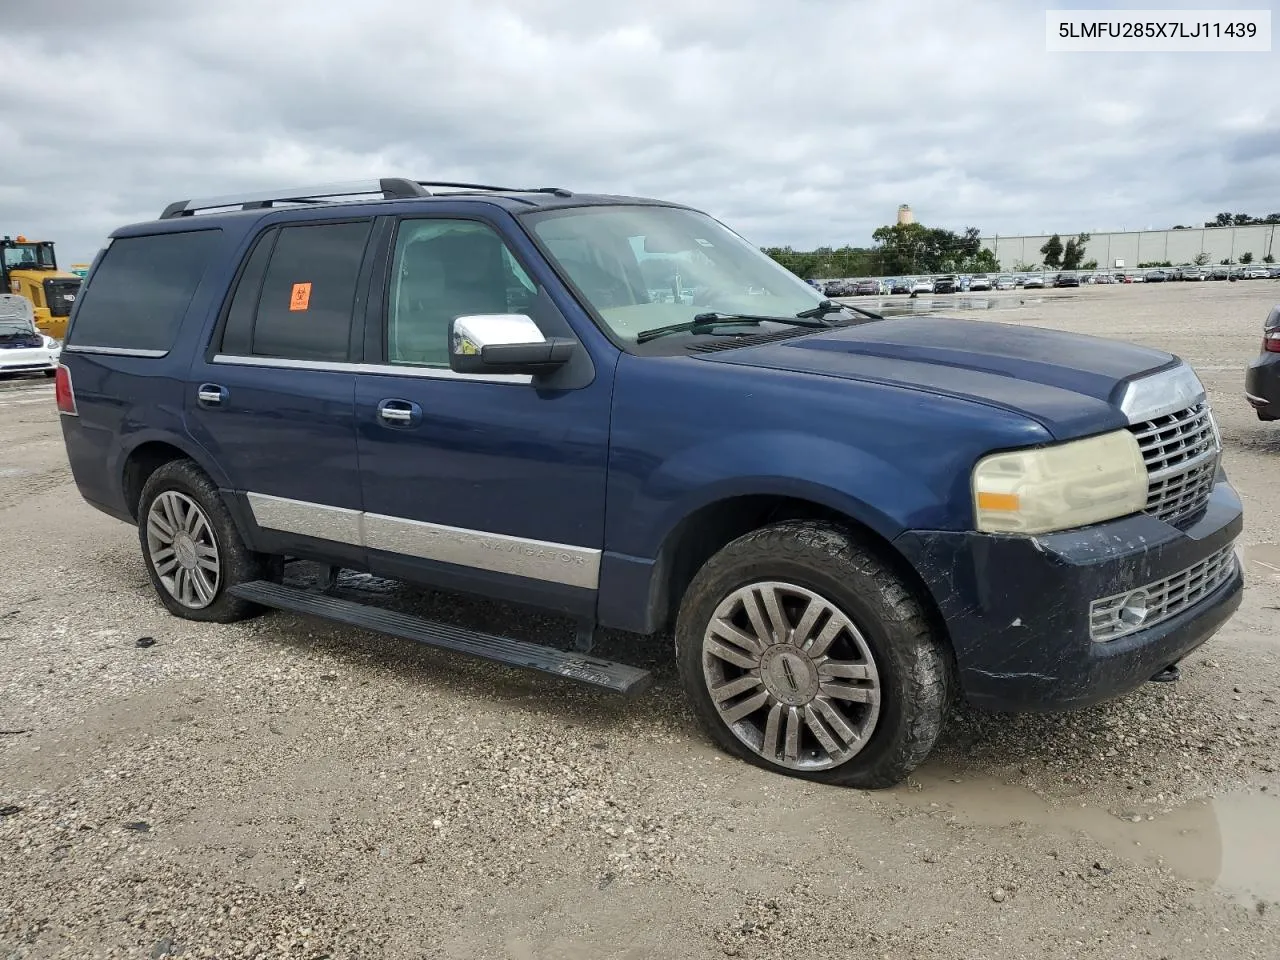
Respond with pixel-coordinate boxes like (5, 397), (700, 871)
(675, 521), (952, 788)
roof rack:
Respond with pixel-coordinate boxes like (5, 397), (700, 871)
(158, 178), (574, 219)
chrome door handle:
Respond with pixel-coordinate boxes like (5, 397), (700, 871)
(197, 384), (227, 407)
(376, 398), (421, 427)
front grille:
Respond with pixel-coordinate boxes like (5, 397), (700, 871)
(43, 278), (80, 318)
(1127, 401), (1219, 525)
(1090, 543), (1238, 642)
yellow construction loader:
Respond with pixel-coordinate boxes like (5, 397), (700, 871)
(2, 235), (82, 340)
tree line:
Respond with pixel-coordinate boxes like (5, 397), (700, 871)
(763, 221), (1001, 279)
(763, 215), (1278, 280)
(1196, 212), (1280, 228)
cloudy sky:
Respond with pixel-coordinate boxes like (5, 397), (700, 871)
(2, 0), (1276, 265)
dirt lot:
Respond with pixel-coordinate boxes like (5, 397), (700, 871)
(2, 281), (1278, 960)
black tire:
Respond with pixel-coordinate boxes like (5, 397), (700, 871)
(674, 520), (952, 789)
(136, 459), (269, 623)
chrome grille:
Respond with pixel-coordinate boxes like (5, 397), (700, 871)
(1090, 544), (1237, 642)
(1127, 401), (1219, 524)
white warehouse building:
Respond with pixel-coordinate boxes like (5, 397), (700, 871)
(981, 223), (1279, 271)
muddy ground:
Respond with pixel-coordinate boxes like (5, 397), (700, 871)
(1, 280), (1278, 959)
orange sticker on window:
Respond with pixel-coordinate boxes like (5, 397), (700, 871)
(289, 282), (312, 311)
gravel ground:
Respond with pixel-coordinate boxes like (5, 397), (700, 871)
(2, 280), (1278, 959)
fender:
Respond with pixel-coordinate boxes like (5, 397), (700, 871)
(596, 430), (964, 635)
(619, 429), (966, 562)
(654, 432), (945, 546)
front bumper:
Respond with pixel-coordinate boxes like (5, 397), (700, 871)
(1245, 350), (1280, 421)
(0, 347), (59, 373)
(895, 479), (1244, 712)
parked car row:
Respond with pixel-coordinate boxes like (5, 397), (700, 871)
(822, 274), (1020, 296)
(817, 264), (1279, 296)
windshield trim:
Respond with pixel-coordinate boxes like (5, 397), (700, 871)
(515, 202), (827, 356)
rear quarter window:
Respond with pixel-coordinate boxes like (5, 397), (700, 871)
(67, 229), (221, 353)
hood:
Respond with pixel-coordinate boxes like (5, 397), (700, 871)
(699, 316), (1177, 439)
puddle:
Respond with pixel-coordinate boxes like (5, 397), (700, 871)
(1244, 543), (1280, 581)
(1149, 791), (1280, 907)
(894, 769), (1280, 908)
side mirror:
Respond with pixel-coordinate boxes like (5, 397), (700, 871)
(448, 314), (576, 376)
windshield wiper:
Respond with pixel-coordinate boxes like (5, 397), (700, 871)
(635, 312), (828, 344)
(795, 299), (883, 321)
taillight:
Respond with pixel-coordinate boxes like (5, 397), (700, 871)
(54, 364), (77, 416)
(1266, 333), (1280, 354)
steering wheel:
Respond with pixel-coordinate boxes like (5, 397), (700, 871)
(565, 260), (635, 308)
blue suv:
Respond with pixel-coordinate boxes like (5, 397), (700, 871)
(56, 179), (1244, 787)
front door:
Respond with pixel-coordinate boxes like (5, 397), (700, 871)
(353, 214), (612, 617)
(186, 218), (379, 565)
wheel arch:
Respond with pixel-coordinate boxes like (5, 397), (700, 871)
(645, 492), (951, 658)
(117, 433), (233, 522)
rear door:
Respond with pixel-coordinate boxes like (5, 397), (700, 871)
(352, 212), (613, 617)
(185, 217), (382, 564)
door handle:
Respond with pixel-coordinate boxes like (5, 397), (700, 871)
(377, 398), (421, 427)
(197, 384), (227, 407)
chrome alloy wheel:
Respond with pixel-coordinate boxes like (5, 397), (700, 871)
(701, 581), (881, 771)
(145, 491), (221, 609)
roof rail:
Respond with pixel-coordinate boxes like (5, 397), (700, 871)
(158, 178), (575, 220)
(412, 181), (574, 198)
(158, 178), (430, 219)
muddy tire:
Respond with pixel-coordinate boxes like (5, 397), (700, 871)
(674, 521), (951, 788)
(136, 459), (268, 623)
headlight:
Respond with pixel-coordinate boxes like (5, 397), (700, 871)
(972, 429), (1148, 535)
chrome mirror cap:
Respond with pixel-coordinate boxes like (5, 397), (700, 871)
(451, 314), (546, 357)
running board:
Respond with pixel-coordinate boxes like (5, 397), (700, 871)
(228, 580), (652, 696)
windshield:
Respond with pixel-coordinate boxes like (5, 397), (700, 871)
(524, 205), (824, 342)
(0, 316), (37, 336)
(3, 243), (56, 271)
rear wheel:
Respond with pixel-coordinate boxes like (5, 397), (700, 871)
(675, 521), (952, 788)
(137, 460), (268, 623)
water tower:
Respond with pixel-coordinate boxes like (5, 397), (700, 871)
(897, 204), (913, 226)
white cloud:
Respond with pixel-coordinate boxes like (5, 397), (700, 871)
(0, 0), (1275, 264)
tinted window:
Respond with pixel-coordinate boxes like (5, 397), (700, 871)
(68, 230), (220, 352)
(386, 219), (536, 367)
(218, 229), (277, 356)
(252, 221), (372, 361)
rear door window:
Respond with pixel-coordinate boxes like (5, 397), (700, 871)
(67, 230), (221, 353)
(248, 221), (373, 362)
(217, 229), (278, 357)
